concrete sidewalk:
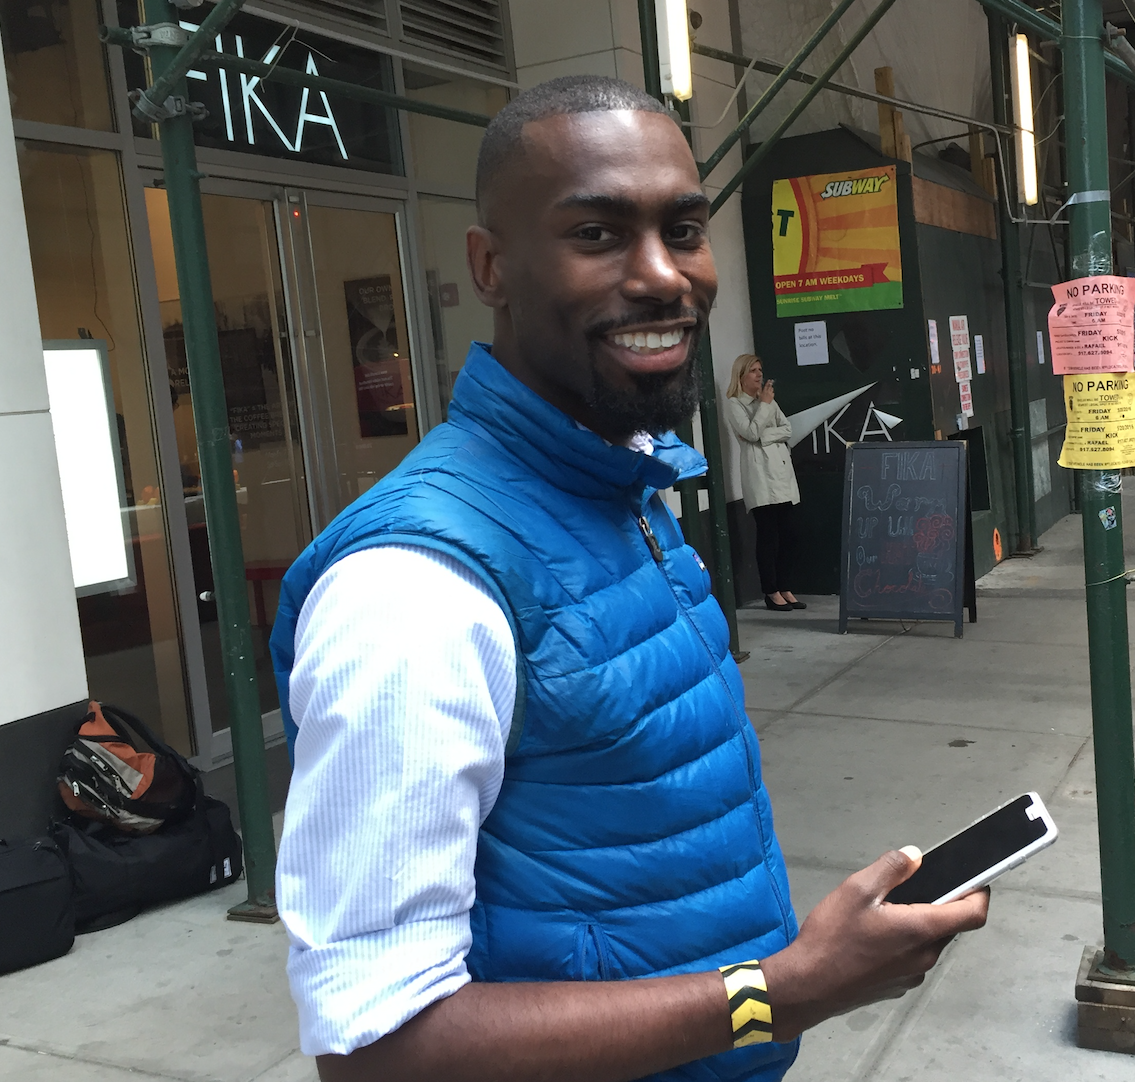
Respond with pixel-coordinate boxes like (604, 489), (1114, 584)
(0, 510), (1131, 1081)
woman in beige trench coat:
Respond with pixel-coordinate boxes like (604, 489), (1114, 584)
(723, 353), (805, 612)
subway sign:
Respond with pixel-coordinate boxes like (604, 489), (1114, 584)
(125, 4), (402, 175)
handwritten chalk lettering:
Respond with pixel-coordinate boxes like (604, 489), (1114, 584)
(857, 483), (902, 511)
(880, 451), (937, 481)
(855, 545), (879, 567)
(856, 516), (879, 538)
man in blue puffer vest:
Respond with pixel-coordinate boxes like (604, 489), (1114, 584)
(271, 76), (989, 1082)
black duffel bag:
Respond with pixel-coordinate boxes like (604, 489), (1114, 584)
(55, 784), (244, 933)
(0, 837), (74, 973)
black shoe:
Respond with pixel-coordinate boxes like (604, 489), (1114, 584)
(789, 600), (807, 610)
(765, 595), (793, 611)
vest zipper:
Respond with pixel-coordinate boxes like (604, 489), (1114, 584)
(637, 516), (664, 563)
(631, 500), (794, 933)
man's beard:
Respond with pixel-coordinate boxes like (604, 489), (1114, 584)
(584, 325), (702, 441)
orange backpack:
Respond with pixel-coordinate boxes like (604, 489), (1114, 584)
(58, 703), (196, 834)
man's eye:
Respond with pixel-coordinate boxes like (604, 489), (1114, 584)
(576, 225), (615, 242)
(668, 222), (706, 243)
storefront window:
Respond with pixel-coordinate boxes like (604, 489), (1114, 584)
(1, 1), (114, 131)
(144, 187), (310, 733)
(17, 141), (192, 753)
(417, 196), (494, 414)
(404, 64), (508, 192)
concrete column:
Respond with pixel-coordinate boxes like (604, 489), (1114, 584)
(0, 70), (89, 839)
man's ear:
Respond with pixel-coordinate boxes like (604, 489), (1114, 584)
(467, 225), (507, 309)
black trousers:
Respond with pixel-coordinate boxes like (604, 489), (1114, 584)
(751, 502), (799, 595)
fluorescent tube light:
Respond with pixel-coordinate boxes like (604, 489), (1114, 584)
(1010, 33), (1038, 206)
(656, 0), (693, 102)
(43, 342), (133, 594)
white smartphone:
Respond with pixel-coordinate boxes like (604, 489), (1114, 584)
(885, 792), (1058, 905)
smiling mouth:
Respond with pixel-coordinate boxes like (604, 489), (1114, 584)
(610, 328), (686, 354)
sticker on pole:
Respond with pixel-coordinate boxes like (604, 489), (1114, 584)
(1047, 275), (1135, 375)
(1058, 374), (1135, 469)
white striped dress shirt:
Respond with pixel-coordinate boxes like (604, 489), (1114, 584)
(276, 545), (517, 1056)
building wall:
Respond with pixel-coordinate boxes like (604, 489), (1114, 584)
(0, 71), (89, 838)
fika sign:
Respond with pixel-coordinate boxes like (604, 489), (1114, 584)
(129, 7), (401, 175)
(182, 19), (349, 159)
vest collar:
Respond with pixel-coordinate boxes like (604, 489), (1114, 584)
(447, 343), (706, 499)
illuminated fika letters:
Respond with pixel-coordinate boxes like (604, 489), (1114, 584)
(181, 22), (348, 159)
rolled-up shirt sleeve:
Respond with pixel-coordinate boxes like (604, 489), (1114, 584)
(276, 545), (516, 1057)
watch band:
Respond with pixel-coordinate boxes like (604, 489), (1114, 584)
(719, 959), (773, 1047)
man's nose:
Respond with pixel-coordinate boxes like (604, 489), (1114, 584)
(621, 233), (690, 304)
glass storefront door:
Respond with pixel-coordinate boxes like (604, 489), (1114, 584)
(144, 182), (419, 743)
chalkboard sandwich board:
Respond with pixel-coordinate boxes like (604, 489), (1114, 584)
(839, 441), (975, 637)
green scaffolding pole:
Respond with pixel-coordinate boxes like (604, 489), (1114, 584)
(987, 13), (1038, 553)
(138, 0), (278, 923)
(1062, 0), (1135, 978)
(640, 2), (708, 581)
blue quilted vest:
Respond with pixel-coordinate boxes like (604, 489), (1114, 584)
(271, 344), (799, 1081)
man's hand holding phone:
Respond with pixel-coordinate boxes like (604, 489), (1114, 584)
(760, 848), (989, 1042)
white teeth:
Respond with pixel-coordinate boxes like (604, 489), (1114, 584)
(611, 328), (686, 353)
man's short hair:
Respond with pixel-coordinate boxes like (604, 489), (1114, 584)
(475, 75), (674, 215)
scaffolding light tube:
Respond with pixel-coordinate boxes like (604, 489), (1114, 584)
(1010, 32), (1039, 206)
(656, 0), (693, 101)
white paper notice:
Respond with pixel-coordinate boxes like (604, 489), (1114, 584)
(1036, 330), (1046, 365)
(928, 319), (941, 368)
(959, 379), (975, 418)
(794, 320), (829, 366)
(975, 334), (986, 374)
(950, 315), (971, 384)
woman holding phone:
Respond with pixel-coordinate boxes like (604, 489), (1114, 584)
(724, 353), (805, 612)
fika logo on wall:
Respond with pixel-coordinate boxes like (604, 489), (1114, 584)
(182, 19), (347, 158)
(142, 9), (400, 174)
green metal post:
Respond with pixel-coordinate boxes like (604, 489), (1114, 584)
(638, 0), (663, 102)
(699, 0), (860, 181)
(144, 0), (278, 921)
(673, 93), (744, 657)
(708, 0), (900, 214)
(987, 13), (1037, 552)
(135, 0), (244, 118)
(1063, 0), (1135, 976)
(636, 6), (705, 551)
(696, 329), (746, 659)
(975, 0), (1135, 87)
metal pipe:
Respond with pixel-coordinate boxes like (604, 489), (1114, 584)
(698, 0), (861, 181)
(142, 0), (278, 922)
(707, 0), (900, 216)
(1062, 0), (1135, 977)
(691, 42), (1014, 137)
(987, 11), (1037, 552)
(671, 94), (742, 655)
(638, 0), (664, 103)
(135, 0), (245, 121)
(695, 328), (746, 659)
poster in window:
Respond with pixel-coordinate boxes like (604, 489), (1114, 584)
(345, 276), (410, 437)
(771, 166), (902, 317)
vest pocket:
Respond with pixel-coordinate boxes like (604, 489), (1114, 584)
(572, 922), (614, 981)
